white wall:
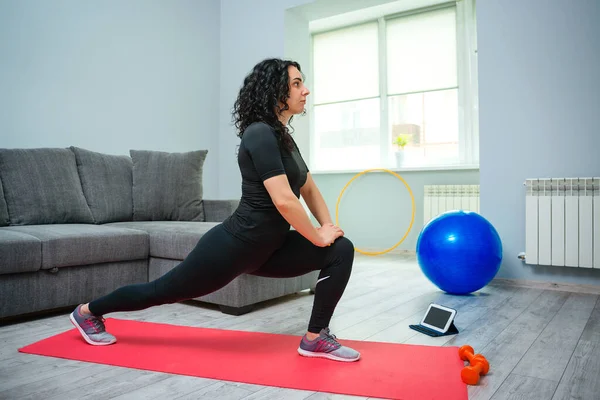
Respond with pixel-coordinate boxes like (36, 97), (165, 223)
(478, 0), (600, 284)
(0, 0), (221, 198)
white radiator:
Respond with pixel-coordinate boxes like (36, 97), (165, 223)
(525, 177), (600, 268)
(423, 185), (480, 223)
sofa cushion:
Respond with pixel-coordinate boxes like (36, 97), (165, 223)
(71, 146), (133, 224)
(130, 149), (207, 222)
(0, 229), (42, 274)
(4, 225), (149, 269)
(106, 221), (218, 259)
(0, 148), (94, 225)
(203, 199), (240, 223)
(0, 179), (8, 226)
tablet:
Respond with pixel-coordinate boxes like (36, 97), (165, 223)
(420, 303), (457, 334)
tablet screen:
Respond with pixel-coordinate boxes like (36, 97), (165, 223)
(423, 306), (453, 330)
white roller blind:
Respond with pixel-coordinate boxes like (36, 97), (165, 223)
(312, 22), (379, 105)
(386, 7), (457, 95)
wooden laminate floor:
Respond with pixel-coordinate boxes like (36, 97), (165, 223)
(1, 254), (599, 400)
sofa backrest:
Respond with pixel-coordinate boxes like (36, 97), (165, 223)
(0, 148), (95, 225)
(130, 149), (208, 222)
(71, 146), (134, 224)
(0, 178), (9, 226)
(0, 146), (208, 226)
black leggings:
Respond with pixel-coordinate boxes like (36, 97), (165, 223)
(89, 224), (355, 333)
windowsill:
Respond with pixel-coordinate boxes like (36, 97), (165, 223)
(310, 163), (480, 175)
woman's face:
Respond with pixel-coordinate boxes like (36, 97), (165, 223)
(285, 65), (310, 115)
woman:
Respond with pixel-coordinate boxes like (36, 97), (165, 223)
(70, 58), (360, 362)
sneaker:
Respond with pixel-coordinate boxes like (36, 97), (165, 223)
(69, 304), (116, 346)
(297, 328), (360, 362)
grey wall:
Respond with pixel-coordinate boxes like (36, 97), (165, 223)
(284, 6), (311, 166)
(0, 0), (221, 198)
(478, 0), (600, 284)
(4, 0), (597, 287)
(218, 0), (312, 200)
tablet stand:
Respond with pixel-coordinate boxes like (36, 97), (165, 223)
(409, 321), (459, 337)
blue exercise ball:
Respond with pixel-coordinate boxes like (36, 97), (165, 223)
(416, 210), (502, 295)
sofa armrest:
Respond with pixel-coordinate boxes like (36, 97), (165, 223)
(203, 199), (239, 222)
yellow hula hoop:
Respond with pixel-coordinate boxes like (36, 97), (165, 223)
(335, 168), (416, 256)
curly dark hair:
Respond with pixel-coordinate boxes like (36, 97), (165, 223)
(232, 58), (303, 152)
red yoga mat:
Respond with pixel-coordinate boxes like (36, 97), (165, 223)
(19, 318), (467, 400)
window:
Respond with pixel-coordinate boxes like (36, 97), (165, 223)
(309, 1), (478, 171)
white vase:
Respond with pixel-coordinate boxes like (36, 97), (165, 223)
(395, 150), (405, 167)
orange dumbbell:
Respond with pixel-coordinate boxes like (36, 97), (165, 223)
(458, 345), (490, 385)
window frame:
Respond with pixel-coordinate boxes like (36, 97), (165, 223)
(307, 0), (479, 173)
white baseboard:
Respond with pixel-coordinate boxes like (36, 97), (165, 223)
(354, 250), (600, 295)
(491, 278), (600, 295)
(355, 248), (416, 256)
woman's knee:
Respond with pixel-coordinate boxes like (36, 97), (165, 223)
(332, 236), (355, 262)
(337, 236), (355, 251)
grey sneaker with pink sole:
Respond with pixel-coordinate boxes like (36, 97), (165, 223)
(70, 304), (116, 346)
(298, 327), (360, 362)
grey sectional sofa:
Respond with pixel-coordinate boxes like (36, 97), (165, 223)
(0, 147), (317, 320)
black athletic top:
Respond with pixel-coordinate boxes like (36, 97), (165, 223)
(222, 122), (309, 245)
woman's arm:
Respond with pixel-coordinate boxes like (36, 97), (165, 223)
(300, 173), (333, 227)
(241, 124), (340, 245)
(263, 175), (325, 246)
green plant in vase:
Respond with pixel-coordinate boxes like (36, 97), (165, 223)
(392, 134), (411, 167)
